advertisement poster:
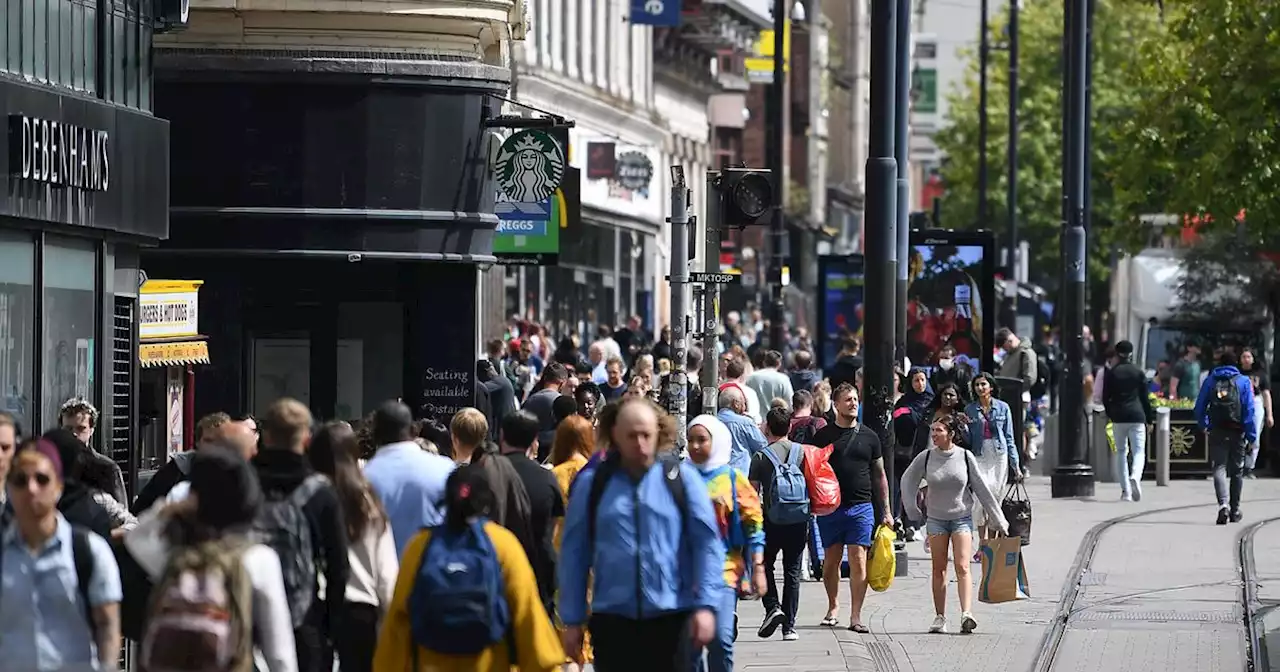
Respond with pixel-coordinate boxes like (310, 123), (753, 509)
(816, 255), (865, 369)
(493, 166), (580, 266)
(906, 230), (996, 374)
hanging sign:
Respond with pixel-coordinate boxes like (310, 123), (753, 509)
(630, 0), (681, 27)
(494, 129), (566, 202)
(614, 150), (654, 192)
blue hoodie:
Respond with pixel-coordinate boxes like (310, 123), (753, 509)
(557, 458), (726, 626)
(1194, 365), (1258, 442)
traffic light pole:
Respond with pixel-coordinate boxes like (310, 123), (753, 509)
(977, 0), (989, 228)
(767, 0), (789, 352)
(866, 0), (898, 520)
(668, 166), (690, 454)
(1052, 0), (1094, 498)
(701, 172), (723, 408)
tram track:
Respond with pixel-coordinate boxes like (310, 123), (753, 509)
(1031, 498), (1280, 672)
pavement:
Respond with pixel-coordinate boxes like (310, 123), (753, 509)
(727, 475), (1280, 672)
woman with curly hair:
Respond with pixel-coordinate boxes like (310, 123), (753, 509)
(549, 415), (597, 670)
(899, 415), (1008, 635)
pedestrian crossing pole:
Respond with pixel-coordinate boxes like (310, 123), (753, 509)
(668, 166), (691, 454)
(700, 172), (722, 411)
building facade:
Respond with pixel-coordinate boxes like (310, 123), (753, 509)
(502, 0), (765, 337)
(2, 0), (171, 493)
(144, 0), (522, 425)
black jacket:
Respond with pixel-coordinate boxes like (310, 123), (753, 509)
(252, 450), (350, 628)
(130, 451), (197, 515)
(825, 354), (864, 391)
(1103, 361), (1155, 424)
(57, 482), (115, 541)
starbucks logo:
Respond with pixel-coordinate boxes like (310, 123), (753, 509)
(494, 130), (566, 202)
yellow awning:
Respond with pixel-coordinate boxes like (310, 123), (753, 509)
(139, 340), (210, 368)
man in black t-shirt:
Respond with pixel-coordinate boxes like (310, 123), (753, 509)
(808, 383), (892, 633)
(497, 411), (565, 619)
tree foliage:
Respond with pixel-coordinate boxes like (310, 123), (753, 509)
(1112, 0), (1280, 314)
(934, 0), (1163, 293)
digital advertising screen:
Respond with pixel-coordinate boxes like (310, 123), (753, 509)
(906, 230), (996, 374)
(816, 255), (865, 369)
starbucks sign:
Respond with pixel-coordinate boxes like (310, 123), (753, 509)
(494, 129), (566, 202)
(614, 150), (653, 192)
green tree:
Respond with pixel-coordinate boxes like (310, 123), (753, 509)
(934, 0), (1163, 292)
(1112, 0), (1280, 315)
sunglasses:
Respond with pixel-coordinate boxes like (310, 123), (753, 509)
(9, 472), (54, 489)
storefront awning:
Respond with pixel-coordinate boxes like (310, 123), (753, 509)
(139, 340), (210, 368)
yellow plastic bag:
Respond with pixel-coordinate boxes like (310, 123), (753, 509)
(868, 525), (897, 592)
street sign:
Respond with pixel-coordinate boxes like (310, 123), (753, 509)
(690, 272), (741, 284)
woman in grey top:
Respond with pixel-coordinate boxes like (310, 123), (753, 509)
(900, 416), (1009, 635)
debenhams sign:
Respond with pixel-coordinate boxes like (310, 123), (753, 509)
(7, 114), (110, 192)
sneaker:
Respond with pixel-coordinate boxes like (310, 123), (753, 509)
(1130, 477), (1143, 502)
(1121, 493), (1133, 502)
(758, 607), (785, 639)
(1230, 509), (1244, 523)
(782, 630), (799, 641)
(960, 612), (978, 634)
(929, 614), (947, 633)
(1217, 507), (1229, 525)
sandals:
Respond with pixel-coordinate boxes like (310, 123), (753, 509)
(848, 623), (870, 634)
(819, 616), (839, 627)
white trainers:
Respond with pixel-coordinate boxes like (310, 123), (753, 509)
(929, 614), (947, 633)
(782, 630), (799, 641)
(1130, 477), (1143, 502)
(960, 612), (978, 634)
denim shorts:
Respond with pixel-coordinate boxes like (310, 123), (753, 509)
(815, 502), (875, 548)
(926, 516), (974, 537)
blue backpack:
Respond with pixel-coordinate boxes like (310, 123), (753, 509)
(410, 519), (511, 657)
(762, 442), (810, 525)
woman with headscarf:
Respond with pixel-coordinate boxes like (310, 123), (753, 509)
(892, 368), (934, 540)
(685, 415), (766, 672)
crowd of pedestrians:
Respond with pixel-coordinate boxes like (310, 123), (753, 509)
(2, 311), (1267, 672)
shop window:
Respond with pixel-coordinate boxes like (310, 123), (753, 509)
(0, 234), (37, 432)
(42, 238), (97, 433)
(336, 303), (403, 420)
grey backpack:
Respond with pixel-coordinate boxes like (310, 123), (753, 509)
(251, 473), (328, 628)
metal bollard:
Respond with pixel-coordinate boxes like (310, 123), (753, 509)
(1156, 407), (1171, 486)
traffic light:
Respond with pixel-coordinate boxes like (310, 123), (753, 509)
(714, 168), (774, 227)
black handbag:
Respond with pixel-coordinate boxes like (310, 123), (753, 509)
(1002, 482), (1032, 546)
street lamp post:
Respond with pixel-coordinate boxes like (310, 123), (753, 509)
(977, 0), (989, 228)
(1004, 0), (1020, 329)
(767, 1), (802, 352)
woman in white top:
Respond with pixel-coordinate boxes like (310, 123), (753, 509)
(124, 444), (298, 671)
(309, 422), (398, 672)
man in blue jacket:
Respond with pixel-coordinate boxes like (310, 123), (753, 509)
(558, 398), (724, 670)
(1194, 350), (1257, 525)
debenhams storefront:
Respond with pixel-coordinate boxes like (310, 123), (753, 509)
(1, 59), (170, 493)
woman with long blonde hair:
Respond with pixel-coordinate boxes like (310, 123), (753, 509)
(549, 415), (597, 670)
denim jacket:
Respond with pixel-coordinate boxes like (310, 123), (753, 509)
(964, 399), (1020, 472)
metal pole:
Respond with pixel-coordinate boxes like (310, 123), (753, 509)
(768, 0), (789, 351)
(1155, 407), (1170, 486)
(1052, 0), (1094, 498)
(701, 172), (723, 410)
(1004, 0), (1019, 330)
(668, 166), (690, 454)
(894, 0), (911, 374)
(866, 0), (897, 521)
(1082, 0), (1095, 326)
(977, 0), (989, 228)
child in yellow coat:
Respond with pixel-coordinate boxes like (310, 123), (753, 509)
(373, 465), (565, 672)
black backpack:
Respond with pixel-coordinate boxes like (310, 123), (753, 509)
(251, 473), (328, 628)
(1031, 352), (1051, 398)
(788, 416), (822, 446)
(1208, 374), (1244, 428)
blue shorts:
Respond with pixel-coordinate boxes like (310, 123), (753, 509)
(816, 503), (875, 549)
(926, 516), (974, 537)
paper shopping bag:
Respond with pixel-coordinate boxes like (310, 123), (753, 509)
(978, 537), (1031, 604)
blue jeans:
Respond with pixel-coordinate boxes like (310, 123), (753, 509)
(696, 584), (738, 672)
(1113, 422), (1147, 496)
